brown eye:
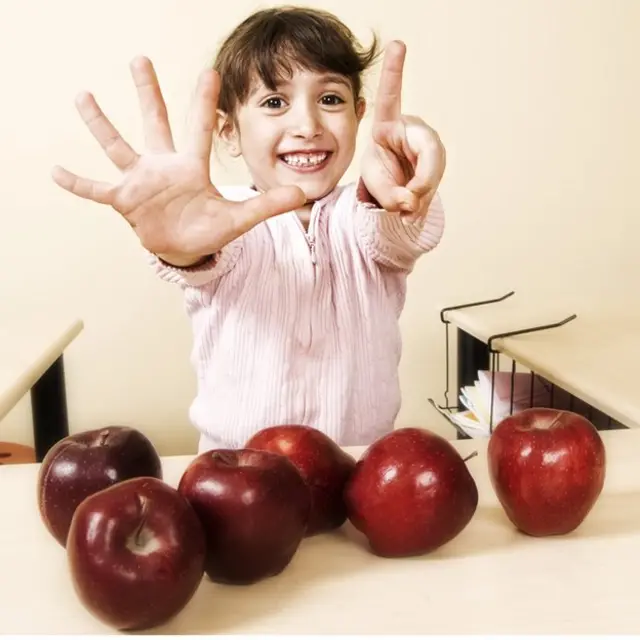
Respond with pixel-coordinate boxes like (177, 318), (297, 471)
(321, 94), (345, 106)
(262, 97), (285, 109)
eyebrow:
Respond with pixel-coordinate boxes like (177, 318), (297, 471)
(318, 74), (352, 89)
(249, 73), (352, 96)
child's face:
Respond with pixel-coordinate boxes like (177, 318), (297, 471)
(221, 68), (366, 203)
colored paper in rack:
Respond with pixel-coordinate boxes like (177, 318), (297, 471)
(450, 371), (576, 437)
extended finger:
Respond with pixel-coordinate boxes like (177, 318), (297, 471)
(130, 56), (175, 153)
(51, 166), (115, 205)
(186, 68), (220, 161)
(75, 92), (138, 171)
(373, 40), (406, 124)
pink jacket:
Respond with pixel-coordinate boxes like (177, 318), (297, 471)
(150, 180), (445, 452)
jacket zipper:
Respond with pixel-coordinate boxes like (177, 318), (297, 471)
(307, 235), (317, 265)
(305, 205), (319, 268)
(305, 208), (319, 357)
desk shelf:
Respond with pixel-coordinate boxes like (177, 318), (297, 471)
(430, 291), (636, 439)
(0, 311), (83, 461)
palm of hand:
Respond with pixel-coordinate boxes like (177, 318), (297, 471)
(53, 58), (305, 264)
(109, 153), (213, 256)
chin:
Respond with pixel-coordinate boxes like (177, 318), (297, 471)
(302, 187), (335, 203)
(297, 177), (342, 203)
(273, 162), (343, 204)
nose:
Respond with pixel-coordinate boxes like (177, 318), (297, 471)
(290, 101), (324, 139)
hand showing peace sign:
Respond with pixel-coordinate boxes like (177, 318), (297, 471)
(360, 41), (446, 215)
(52, 57), (305, 266)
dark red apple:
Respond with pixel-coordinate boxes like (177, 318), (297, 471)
(245, 425), (356, 535)
(487, 408), (606, 536)
(344, 428), (478, 557)
(178, 449), (310, 585)
(37, 426), (163, 546)
(66, 476), (206, 631)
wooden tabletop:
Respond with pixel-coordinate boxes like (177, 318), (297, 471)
(441, 292), (640, 430)
(0, 308), (83, 422)
(0, 429), (638, 634)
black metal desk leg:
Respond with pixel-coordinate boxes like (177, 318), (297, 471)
(456, 330), (490, 439)
(31, 355), (69, 462)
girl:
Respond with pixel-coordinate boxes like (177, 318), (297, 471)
(52, 6), (446, 452)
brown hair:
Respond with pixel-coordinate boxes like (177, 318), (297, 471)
(213, 6), (381, 116)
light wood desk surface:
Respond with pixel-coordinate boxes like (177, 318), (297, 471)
(0, 430), (637, 634)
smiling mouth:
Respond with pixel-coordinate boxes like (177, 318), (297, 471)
(279, 151), (332, 172)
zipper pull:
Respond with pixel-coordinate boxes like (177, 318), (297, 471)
(308, 237), (317, 264)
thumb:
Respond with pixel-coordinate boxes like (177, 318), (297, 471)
(238, 185), (306, 227)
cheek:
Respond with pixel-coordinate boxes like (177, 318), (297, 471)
(237, 118), (280, 161)
(258, 131), (282, 161)
(331, 117), (359, 153)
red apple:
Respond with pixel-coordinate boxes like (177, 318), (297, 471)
(178, 449), (310, 585)
(245, 425), (356, 535)
(66, 476), (206, 631)
(487, 408), (606, 536)
(344, 428), (478, 557)
(37, 426), (163, 546)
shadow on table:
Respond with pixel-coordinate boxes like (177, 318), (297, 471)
(148, 524), (376, 635)
(432, 490), (640, 561)
(569, 491), (640, 539)
(151, 508), (521, 635)
(145, 491), (640, 635)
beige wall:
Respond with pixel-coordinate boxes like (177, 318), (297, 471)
(1, 0), (638, 455)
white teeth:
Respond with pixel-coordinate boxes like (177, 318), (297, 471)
(281, 152), (328, 167)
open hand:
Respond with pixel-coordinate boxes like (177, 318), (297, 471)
(52, 58), (305, 265)
(361, 41), (446, 215)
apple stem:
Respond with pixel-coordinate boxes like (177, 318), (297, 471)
(546, 411), (567, 430)
(98, 430), (110, 446)
(463, 451), (478, 463)
(133, 495), (149, 547)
